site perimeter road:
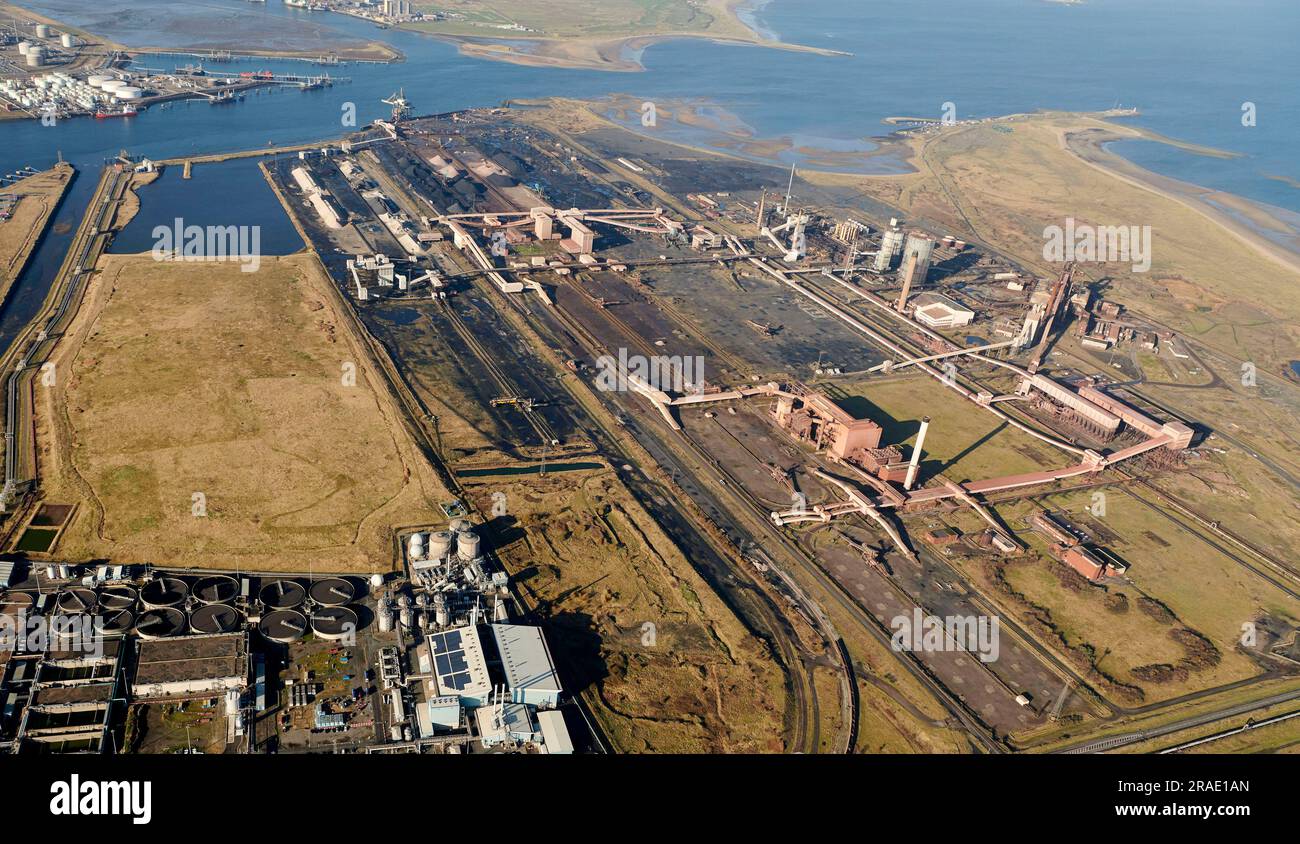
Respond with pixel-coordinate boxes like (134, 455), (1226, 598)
(0, 164), (125, 517)
(1059, 687), (1300, 754)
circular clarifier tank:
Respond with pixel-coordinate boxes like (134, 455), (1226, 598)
(99, 608), (135, 634)
(309, 577), (354, 607)
(259, 609), (307, 643)
(190, 603), (241, 634)
(259, 580), (306, 610)
(55, 587), (97, 615)
(99, 585), (137, 611)
(136, 607), (187, 638)
(141, 577), (189, 608)
(193, 574), (239, 605)
(310, 606), (358, 640)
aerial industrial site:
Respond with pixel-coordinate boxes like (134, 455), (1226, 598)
(0, 4), (1295, 819)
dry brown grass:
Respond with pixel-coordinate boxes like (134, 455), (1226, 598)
(36, 253), (446, 572)
(468, 468), (788, 753)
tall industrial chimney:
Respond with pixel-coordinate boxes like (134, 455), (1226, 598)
(904, 416), (931, 491)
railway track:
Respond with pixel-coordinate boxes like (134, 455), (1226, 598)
(2, 165), (124, 512)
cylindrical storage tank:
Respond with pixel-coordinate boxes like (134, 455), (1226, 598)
(141, 577), (188, 608)
(407, 532), (424, 560)
(100, 79), (125, 92)
(434, 593), (448, 628)
(87, 75), (110, 88)
(377, 601), (393, 633)
(60, 33), (77, 48)
(427, 530), (452, 560)
(26, 48), (45, 68)
(114, 86), (143, 100)
(457, 528), (481, 561)
(34, 23), (50, 38)
(369, 573), (384, 590)
(17, 42), (30, 56)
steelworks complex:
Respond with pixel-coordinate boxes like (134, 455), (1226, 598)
(1, 93), (1291, 758)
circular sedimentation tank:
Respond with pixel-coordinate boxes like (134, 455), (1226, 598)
(193, 574), (239, 605)
(141, 577), (189, 609)
(259, 609), (307, 643)
(99, 585), (137, 611)
(99, 608), (135, 634)
(191, 603), (241, 634)
(259, 580), (306, 610)
(0, 591), (35, 616)
(310, 606), (358, 641)
(136, 607), (186, 639)
(309, 577), (354, 607)
(55, 587), (97, 615)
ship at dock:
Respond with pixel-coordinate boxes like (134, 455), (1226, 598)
(94, 103), (140, 119)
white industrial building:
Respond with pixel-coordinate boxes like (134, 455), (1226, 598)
(489, 624), (562, 708)
(911, 292), (975, 329)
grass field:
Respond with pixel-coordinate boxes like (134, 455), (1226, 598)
(36, 253), (447, 572)
(990, 486), (1300, 702)
(831, 372), (1063, 483)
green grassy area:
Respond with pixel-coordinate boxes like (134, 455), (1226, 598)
(831, 374), (1061, 483)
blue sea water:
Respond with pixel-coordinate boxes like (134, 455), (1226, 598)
(0, 0), (1295, 345)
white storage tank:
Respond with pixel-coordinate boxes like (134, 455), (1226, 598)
(457, 527), (481, 561)
(87, 75), (110, 88)
(60, 33), (77, 48)
(427, 530), (452, 560)
(100, 79), (125, 91)
(407, 532), (425, 560)
(17, 41), (30, 56)
(34, 23), (50, 38)
(114, 86), (143, 100)
(26, 48), (46, 68)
